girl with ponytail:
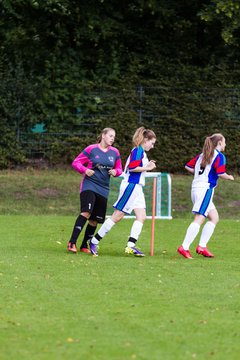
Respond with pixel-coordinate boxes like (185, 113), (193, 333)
(89, 126), (157, 257)
(178, 133), (234, 259)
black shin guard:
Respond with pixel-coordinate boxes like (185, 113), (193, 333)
(69, 215), (88, 244)
(80, 223), (97, 249)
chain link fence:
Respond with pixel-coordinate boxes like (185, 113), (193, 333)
(15, 85), (240, 157)
(0, 83), (234, 171)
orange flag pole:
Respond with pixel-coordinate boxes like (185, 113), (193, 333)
(150, 177), (157, 256)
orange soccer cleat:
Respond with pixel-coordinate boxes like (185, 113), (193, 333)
(67, 242), (77, 253)
(80, 247), (91, 254)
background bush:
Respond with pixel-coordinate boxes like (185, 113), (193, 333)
(0, 1), (240, 172)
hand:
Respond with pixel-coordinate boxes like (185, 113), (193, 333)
(229, 175), (234, 181)
(108, 169), (116, 176)
(86, 169), (95, 176)
(146, 160), (156, 171)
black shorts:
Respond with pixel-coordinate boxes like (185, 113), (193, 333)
(80, 190), (107, 223)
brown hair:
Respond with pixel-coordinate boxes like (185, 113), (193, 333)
(201, 133), (224, 167)
(132, 126), (156, 147)
(97, 127), (115, 143)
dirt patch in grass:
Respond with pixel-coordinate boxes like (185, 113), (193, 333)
(228, 200), (240, 208)
(33, 188), (60, 198)
(14, 192), (26, 199)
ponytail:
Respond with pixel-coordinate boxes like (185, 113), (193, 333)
(132, 126), (156, 147)
(201, 133), (224, 167)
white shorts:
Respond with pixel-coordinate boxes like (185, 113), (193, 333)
(113, 181), (146, 214)
(191, 187), (215, 217)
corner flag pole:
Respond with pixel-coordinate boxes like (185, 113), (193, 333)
(150, 177), (157, 256)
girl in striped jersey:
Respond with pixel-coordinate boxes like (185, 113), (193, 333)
(178, 133), (234, 259)
(89, 127), (157, 256)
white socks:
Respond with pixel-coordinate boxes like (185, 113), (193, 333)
(92, 219), (144, 247)
(199, 221), (216, 248)
(182, 222), (200, 250)
(182, 221), (216, 250)
(91, 218), (115, 245)
(127, 220), (143, 247)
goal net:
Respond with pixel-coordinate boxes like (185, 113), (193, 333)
(107, 172), (172, 219)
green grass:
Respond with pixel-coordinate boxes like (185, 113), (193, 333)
(0, 169), (79, 215)
(0, 169), (239, 218)
(1, 215), (240, 360)
(0, 169), (239, 359)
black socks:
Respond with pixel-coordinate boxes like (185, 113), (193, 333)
(80, 224), (97, 249)
(69, 215), (88, 244)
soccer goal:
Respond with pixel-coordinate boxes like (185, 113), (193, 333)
(107, 172), (172, 219)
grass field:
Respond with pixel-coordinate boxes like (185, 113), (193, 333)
(0, 170), (240, 359)
(0, 169), (239, 218)
(1, 216), (240, 360)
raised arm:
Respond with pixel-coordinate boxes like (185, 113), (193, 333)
(219, 173), (234, 181)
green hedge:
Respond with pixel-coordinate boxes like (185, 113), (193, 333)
(0, 70), (240, 173)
